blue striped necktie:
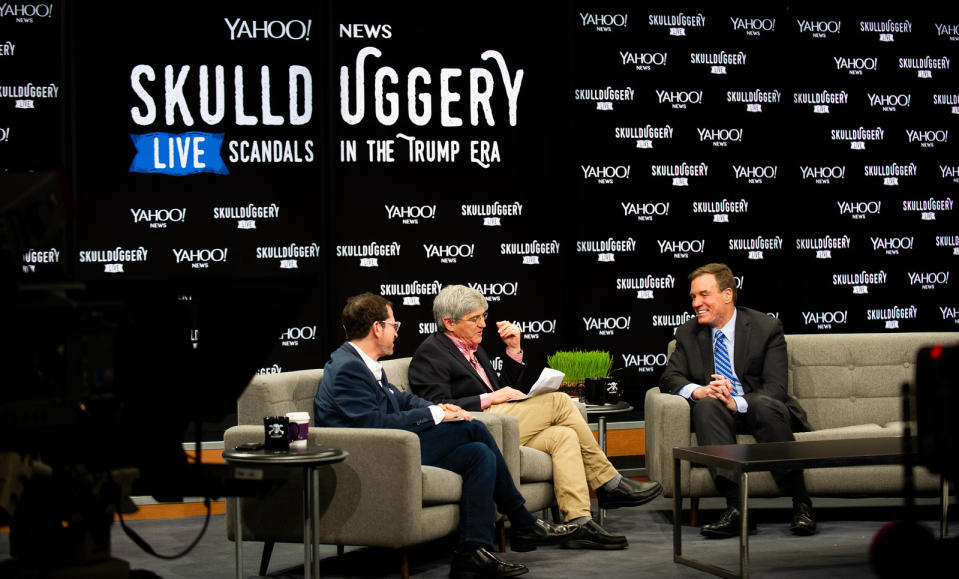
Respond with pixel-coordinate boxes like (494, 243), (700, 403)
(713, 331), (743, 396)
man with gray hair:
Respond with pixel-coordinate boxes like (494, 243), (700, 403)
(315, 292), (578, 578)
(410, 285), (662, 550)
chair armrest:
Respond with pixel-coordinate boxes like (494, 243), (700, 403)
(469, 412), (503, 446)
(224, 424), (431, 548)
(574, 399), (587, 422)
(470, 412), (521, 488)
(643, 387), (692, 496)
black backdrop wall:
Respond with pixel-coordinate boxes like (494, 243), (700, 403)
(3, 1), (957, 432)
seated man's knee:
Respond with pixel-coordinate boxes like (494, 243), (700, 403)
(692, 396), (725, 417)
(463, 418), (493, 438)
(549, 391), (576, 410)
(465, 441), (496, 466)
(550, 392), (586, 422)
(749, 395), (788, 421)
(550, 391), (571, 403)
(554, 425), (577, 446)
(438, 440), (496, 476)
(538, 425), (578, 455)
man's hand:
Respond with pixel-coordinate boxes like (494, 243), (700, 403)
(691, 375), (738, 412)
(488, 387), (527, 405)
(440, 403), (473, 421)
(496, 321), (522, 353)
(708, 374), (738, 412)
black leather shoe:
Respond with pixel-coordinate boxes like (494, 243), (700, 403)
(450, 547), (528, 578)
(790, 502), (817, 536)
(559, 519), (628, 550)
(596, 477), (662, 509)
(509, 518), (578, 552)
(700, 506), (758, 539)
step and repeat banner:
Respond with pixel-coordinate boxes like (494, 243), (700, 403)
(0, 1), (63, 171)
(5, 2), (957, 412)
(567, 4), (958, 397)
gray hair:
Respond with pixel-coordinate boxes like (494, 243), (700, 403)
(433, 285), (488, 328)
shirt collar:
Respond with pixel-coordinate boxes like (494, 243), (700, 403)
(444, 332), (479, 356)
(712, 308), (738, 345)
(348, 341), (384, 381)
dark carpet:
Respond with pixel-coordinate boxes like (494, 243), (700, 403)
(2, 496), (953, 578)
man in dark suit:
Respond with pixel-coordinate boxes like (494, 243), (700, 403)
(409, 285), (661, 550)
(314, 292), (577, 578)
(660, 263), (816, 538)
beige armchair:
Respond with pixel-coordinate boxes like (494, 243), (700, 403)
(223, 357), (558, 578)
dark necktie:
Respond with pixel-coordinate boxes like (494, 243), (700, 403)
(379, 369), (397, 412)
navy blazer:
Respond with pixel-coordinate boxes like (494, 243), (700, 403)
(660, 306), (811, 432)
(314, 342), (436, 432)
(409, 332), (526, 412)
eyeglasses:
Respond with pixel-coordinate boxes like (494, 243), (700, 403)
(379, 320), (401, 331)
(458, 311), (488, 324)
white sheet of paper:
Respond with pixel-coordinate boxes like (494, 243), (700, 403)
(508, 367), (565, 401)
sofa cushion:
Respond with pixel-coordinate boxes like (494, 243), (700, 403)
(786, 332), (957, 431)
(422, 465), (462, 505)
(519, 446), (553, 483)
(793, 424), (886, 441)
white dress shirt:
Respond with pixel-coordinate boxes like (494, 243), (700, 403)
(348, 342), (444, 424)
(677, 309), (748, 413)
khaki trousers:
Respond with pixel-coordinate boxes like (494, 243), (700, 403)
(488, 392), (618, 520)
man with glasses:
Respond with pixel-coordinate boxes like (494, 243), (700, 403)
(314, 292), (578, 578)
(410, 285), (662, 550)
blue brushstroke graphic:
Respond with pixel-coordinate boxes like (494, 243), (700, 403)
(129, 132), (229, 175)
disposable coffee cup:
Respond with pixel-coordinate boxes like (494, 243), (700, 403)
(263, 415), (290, 451)
(286, 411), (310, 449)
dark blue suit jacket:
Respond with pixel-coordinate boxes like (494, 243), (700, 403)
(314, 342), (436, 432)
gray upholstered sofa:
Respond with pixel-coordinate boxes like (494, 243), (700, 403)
(644, 331), (959, 516)
(223, 356), (558, 577)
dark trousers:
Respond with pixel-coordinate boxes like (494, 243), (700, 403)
(691, 393), (810, 506)
(418, 420), (528, 548)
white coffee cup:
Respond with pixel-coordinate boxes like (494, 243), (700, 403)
(286, 411), (310, 449)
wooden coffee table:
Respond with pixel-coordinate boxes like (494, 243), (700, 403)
(671, 437), (947, 579)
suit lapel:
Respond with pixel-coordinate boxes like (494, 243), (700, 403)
(734, 308), (750, 391)
(696, 325), (714, 385)
(474, 347), (501, 390)
(343, 343), (396, 413)
(439, 333), (494, 391)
